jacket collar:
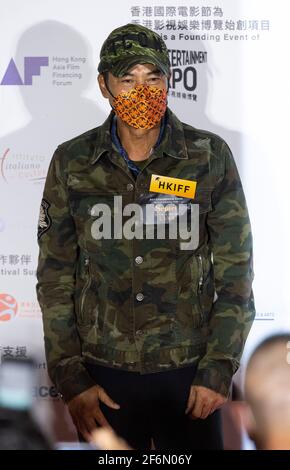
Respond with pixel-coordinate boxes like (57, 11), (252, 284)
(90, 107), (188, 165)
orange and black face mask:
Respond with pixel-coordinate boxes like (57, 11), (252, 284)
(105, 80), (168, 129)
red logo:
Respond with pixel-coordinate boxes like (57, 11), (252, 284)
(0, 293), (18, 321)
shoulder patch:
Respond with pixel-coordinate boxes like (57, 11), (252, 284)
(38, 198), (52, 239)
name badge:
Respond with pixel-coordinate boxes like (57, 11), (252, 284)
(149, 174), (197, 199)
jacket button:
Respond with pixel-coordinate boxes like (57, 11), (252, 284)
(136, 292), (144, 301)
(135, 256), (143, 265)
(127, 183), (134, 191)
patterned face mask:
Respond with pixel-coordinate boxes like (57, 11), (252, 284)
(112, 84), (167, 129)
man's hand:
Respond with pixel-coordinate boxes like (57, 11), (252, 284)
(67, 385), (120, 441)
(185, 385), (227, 420)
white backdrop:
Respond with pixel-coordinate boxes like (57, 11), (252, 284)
(0, 0), (290, 445)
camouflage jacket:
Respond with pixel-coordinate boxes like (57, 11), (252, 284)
(36, 107), (255, 402)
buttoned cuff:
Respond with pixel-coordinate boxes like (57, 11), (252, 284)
(192, 366), (233, 398)
(57, 369), (96, 403)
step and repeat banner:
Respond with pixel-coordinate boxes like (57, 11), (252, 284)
(0, 0), (289, 445)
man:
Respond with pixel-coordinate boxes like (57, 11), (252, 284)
(36, 24), (255, 450)
(242, 334), (290, 450)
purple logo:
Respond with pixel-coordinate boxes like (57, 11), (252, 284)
(1, 57), (49, 85)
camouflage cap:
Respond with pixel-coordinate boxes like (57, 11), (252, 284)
(98, 23), (171, 77)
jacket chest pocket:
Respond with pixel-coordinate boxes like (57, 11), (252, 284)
(69, 190), (128, 254)
(137, 190), (210, 251)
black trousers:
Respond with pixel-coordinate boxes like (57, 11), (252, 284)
(81, 362), (223, 450)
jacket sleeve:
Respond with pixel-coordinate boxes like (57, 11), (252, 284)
(192, 141), (256, 397)
(36, 146), (95, 402)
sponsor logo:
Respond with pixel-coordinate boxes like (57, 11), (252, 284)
(0, 293), (18, 322)
(1, 57), (49, 85)
(0, 149), (47, 184)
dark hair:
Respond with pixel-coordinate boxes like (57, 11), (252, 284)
(248, 332), (290, 367)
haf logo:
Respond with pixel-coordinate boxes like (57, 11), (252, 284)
(0, 293), (18, 321)
(1, 57), (49, 85)
(150, 174), (197, 198)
